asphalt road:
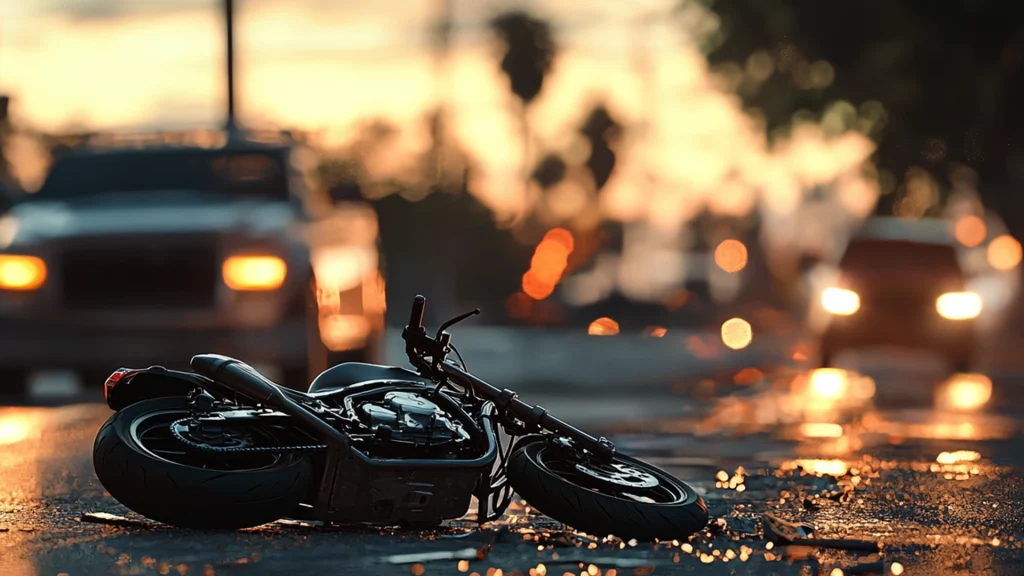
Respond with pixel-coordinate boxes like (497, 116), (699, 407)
(1, 342), (1023, 575)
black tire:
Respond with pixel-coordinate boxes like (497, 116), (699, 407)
(93, 397), (314, 530)
(507, 440), (708, 541)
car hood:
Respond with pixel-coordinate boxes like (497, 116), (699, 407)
(0, 192), (297, 248)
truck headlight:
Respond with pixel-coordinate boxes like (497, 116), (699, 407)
(0, 254), (47, 291)
(936, 291), (982, 320)
(222, 255), (287, 291)
(821, 287), (860, 315)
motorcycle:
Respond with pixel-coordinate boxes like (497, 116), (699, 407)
(92, 295), (708, 540)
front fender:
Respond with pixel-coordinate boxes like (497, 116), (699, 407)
(103, 367), (210, 411)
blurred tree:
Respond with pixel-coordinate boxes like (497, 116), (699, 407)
(490, 12), (557, 106)
(579, 105), (621, 191)
(490, 11), (558, 221)
(708, 0), (1024, 236)
(317, 158), (363, 203)
(0, 96), (24, 211)
(531, 153), (566, 189)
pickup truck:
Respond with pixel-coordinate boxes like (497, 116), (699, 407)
(0, 133), (385, 395)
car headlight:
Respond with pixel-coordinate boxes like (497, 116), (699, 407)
(936, 291), (982, 320)
(222, 255), (287, 291)
(0, 254), (47, 291)
(821, 287), (860, 315)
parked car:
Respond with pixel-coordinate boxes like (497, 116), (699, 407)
(0, 132), (385, 395)
(809, 216), (978, 373)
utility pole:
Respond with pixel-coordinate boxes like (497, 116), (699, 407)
(224, 0), (240, 137)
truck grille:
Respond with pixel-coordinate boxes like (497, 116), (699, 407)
(60, 244), (219, 309)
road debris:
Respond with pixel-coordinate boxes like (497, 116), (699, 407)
(80, 512), (152, 529)
(383, 547), (482, 564)
(763, 514), (881, 551)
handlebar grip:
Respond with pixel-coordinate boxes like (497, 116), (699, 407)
(409, 295), (426, 330)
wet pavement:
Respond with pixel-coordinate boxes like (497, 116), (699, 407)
(1, 353), (1023, 575)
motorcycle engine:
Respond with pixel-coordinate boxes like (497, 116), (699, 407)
(360, 391), (469, 446)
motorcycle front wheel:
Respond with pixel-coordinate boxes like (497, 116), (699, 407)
(93, 397), (314, 529)
(507, 439), (708, 541)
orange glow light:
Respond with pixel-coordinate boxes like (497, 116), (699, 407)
(645, 326), (667, 337)
(954, 215), (987, 247)
(821, 287), (860, 315)
(588, 317), (620, 336)
(733, 367), (764, 385)
(935, 291), (982, 320)
(222, 255), (287, 291)
(936, 373), (992, 411)
(799, 422), (844, 438)
(789, 459), (849, 477)
(808, 368), (849, 399)
(936, 450), (981, 464)
(318, 313), (371, 351)
(721, 318), (752, 350)
(0, 254), (47, 291)
(0, 417), (31, 445)
(714, 239), (748, 273)
(987, 234), (1022, 271)
(521, 228), (574, 300)
(521, 270), (555, 300)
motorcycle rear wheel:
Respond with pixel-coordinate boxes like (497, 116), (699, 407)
(507, 439), (708, 541)
(93, 397), (314, 529)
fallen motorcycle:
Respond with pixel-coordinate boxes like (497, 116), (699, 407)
(92, 295), (708, 540)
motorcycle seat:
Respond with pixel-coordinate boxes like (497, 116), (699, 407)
(308, 363), (431, 395)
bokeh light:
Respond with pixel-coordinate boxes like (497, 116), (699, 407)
(821, 287), (860, 315)
(522, 228), (575, 300)
(713, 239), (748, 273)
(588, 317), (620, 336)
(987, 234), (1022, 271)
(788, 459), (849, 477)
(799, 422), (844, 438)
(0, 417), (31, 446)
(0, 255), (48, 291)
(720, 318), (752, 350)
(935, 291), (982, 320)
(644, 326), (667, 337)
(954, 215), (987, 247)
(936, 450), (981, 465)
(936, 374), (992, 411)
(808, 368), (848, 400)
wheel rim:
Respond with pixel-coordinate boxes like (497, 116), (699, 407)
(129, 409), (284, 472)
(534, 443), (690, 505)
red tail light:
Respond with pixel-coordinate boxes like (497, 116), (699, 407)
(103, 369), (129, 402)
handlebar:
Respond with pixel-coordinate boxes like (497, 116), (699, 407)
(400, 294), (615, 462)
(408, 295), (426, 332)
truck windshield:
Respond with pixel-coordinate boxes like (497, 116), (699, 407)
(840, 239), (962, 274)
(33, 149), (290, 201)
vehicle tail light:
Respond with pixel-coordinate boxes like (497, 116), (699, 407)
(222, 255), (287, 291)
(821, 287), (860, 315)
(0, 254), (47, 291)
(103, 369), (130, 402)
(936, 291), (982, 320)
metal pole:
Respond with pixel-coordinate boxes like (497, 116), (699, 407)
(225, 0), (237, 133)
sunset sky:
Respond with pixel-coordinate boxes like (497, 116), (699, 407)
(0, 0), (883, 278)
(0, 0), (680, 133)
(1, 0), (701, 215)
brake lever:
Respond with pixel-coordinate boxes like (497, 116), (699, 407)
(435, 308), (481, 341)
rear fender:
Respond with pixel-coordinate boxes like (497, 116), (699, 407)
(104, 366), (211, 411)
